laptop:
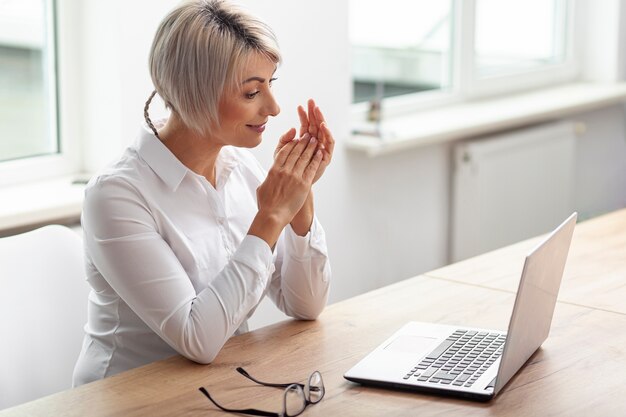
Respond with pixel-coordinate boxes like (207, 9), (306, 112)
(344, 212), (577, 401)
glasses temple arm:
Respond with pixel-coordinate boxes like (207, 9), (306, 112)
(198, 387), (279, 417)
(236, 367), (304, 389)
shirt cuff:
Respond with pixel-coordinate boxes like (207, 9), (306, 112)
(234, 234), (274, 277)
(285, 217), (327, 260)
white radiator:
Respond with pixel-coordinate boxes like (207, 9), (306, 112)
(451, 121), (577, 262)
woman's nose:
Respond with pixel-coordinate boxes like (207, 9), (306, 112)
(265, 92), (280, 117)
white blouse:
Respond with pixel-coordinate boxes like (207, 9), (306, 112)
(72, 123), (331, 386)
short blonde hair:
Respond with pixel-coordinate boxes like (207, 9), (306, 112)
(144, 0), (281, 138)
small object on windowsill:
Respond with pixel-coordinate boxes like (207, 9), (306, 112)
(351, 125), (397, 141)
(354, 80), (387, 139)
(367, 98), (381, 124)
(346, 82), (626, 157)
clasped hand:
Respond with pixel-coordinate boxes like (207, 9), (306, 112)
(256, 99), (335, 229)
(276, 98), (335, 185)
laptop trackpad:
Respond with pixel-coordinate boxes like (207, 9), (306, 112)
(384, 335), (438, 354)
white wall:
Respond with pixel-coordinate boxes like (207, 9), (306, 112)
(573, 105), (626, 219)
(578, 0), (623, 82)
(76, 0), (626, 329)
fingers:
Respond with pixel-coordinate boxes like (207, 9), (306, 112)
(298, 99), (326, 139)
(293, 136), (319, 174)
(320, 121), (335, 159)
(297, 105), (309, 137)
(293, 100), (332, 172)
(314, 105), (326, 124)
(276, 127), (296, 150)
(307, 99), (319, 137)
(303, 149), (324, 184)
(283, 134), (314, 171)
(274, 138), (299, 167)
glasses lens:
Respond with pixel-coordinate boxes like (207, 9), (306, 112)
(284, 384), (306, 417)
(306, 371), (325, 404)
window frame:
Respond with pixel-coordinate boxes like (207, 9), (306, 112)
(464, 0), (578, 99)
(0, 0), (81, 187)
(350, 0), (579, 121)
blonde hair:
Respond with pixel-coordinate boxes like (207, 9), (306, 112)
(144, 0), (281, 139)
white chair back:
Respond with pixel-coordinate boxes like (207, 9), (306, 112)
(0, 225), (88, 410)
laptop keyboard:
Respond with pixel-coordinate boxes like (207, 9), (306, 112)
(403, 329), (505, 388)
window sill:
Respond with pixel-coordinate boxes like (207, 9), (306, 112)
(0, 174), (89, 235)
(346, 82), (626, 157)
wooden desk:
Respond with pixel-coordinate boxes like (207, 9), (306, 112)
(3, 211), (626, 416)
(428, 209), (626, 314)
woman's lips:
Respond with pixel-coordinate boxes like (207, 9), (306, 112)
(247, 123), (266, 133)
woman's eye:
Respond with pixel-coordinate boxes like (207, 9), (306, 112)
(246, 91), (260, 99)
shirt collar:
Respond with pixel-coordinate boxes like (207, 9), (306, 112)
(134, 121), (242, 192)
(215, 146), (241, 189)
(135, 121), (189, 191)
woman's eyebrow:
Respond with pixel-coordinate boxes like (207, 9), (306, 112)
(242, 76), (266, 84)
(242, 69), (277, 84)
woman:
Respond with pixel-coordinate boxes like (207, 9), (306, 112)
(73, 0), (334, 386)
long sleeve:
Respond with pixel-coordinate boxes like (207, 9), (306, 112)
(266, 218), (331, 320)
(83, 178), (274, 364)
(74, 128), (334, 385)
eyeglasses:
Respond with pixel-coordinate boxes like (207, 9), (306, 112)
(198, 367), (325, 417)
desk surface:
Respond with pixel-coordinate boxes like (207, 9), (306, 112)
(3, 210), (626, 416)
(429, 208), (626, 314)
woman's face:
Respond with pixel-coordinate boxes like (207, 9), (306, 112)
(213, 53), (280, 148)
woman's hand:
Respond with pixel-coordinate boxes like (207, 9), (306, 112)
(298, 99), (334, 184)
(250, 134), (323, 247)
(274, 99), (335, 184)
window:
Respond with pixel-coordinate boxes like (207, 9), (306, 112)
(0, 0), (79, 187)
(350, 0), (454, 104)
(0, 0), (58, 162)
(350, 0), (576, 115)
(474, 0), (569, 78)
